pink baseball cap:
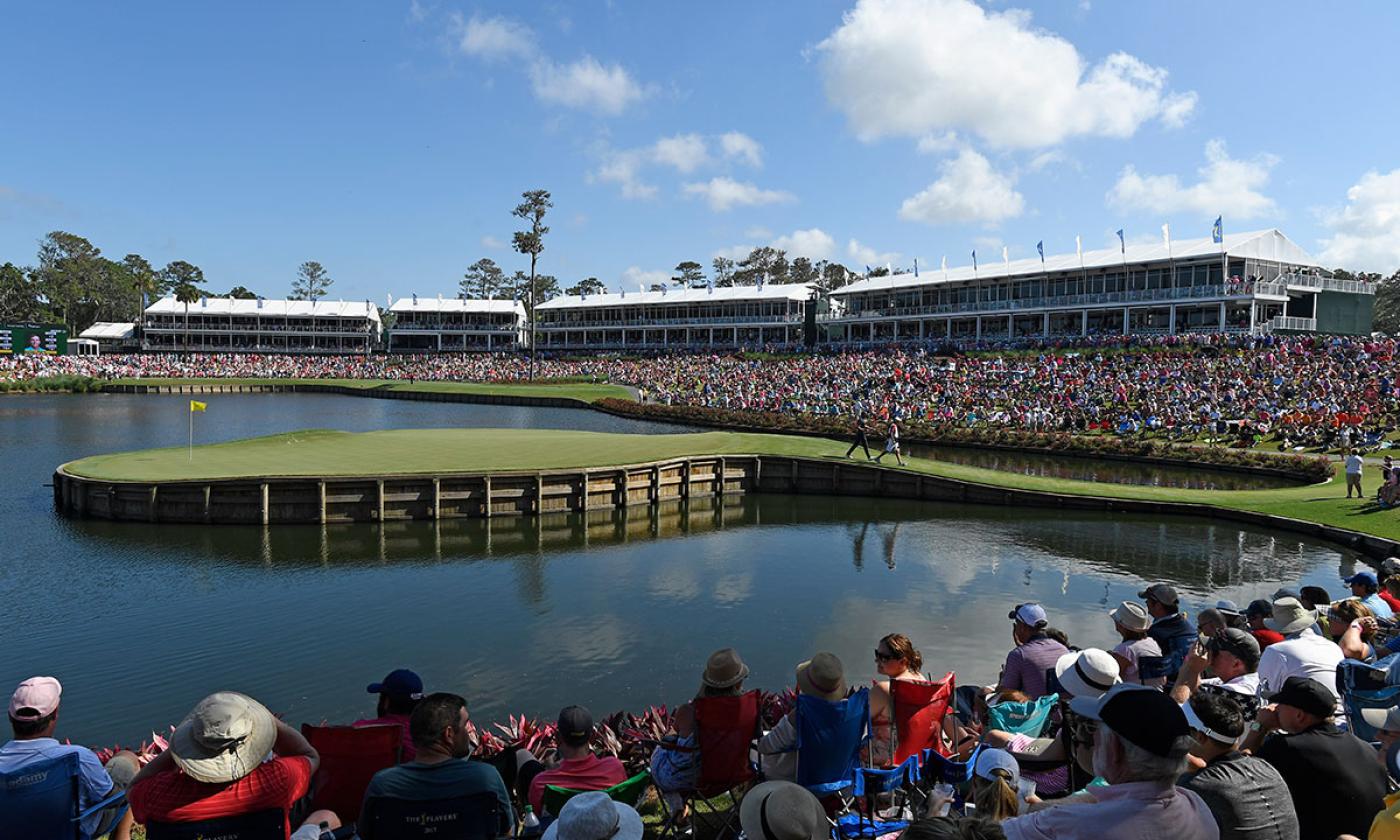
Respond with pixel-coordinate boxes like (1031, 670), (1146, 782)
(10, 676), (62, 720)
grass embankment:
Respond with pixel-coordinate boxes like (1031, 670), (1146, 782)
(61, 428), (1400, 543)
(100, 377), (632, 403)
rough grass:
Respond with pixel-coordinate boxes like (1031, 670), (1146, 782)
(62, 427), (1400, 542)
(101, 377), (632, 403)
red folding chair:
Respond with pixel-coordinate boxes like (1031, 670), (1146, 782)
(890, 672), (955, 764)
(302, 723), (403, 824)
(656, 690), (762, 839)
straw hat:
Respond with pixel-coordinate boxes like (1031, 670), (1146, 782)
(168, 692), (277, 784)
(795, 652), (847, 702)
(700, 648), (749, 694)
(739, 782), (829, 840)
(1264, 597), (1318, 635)
(1053, 649), (1121, 700)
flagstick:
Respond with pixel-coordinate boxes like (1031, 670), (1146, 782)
(189, 407), (193, 462)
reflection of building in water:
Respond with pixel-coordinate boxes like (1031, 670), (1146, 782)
(1005, 512), (1326, 592)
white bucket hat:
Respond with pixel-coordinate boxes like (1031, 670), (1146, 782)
(543, 792), (643, 840)
(1053, 649), (1121, 700)
(168, 692), (277, 784)
(1108, 601), (1152, 633)
(1264, 597), (1318, 635)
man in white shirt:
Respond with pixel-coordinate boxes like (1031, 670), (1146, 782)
(1257, 598), (1344, 722)
(1345, 449), (1365, 498)
(1170, 628), (1261, 705)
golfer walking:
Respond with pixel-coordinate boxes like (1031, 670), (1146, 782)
(873, 420), (906, 466)
(846, 413), (873, 460)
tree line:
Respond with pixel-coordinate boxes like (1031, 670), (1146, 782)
(0, 231), (341, 334)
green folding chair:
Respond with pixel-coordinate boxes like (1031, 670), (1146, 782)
(541, 770), (652, 818)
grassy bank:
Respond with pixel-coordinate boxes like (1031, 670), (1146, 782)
(99, 377), (632, 403)
(61, 427), (1400, 543)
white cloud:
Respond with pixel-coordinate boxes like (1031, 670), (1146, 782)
(848, 238), (903, 267)
(683, 177), (795, 212)
(719, 132), (763, 167)
(456, 13), (536, 61)
(1107, 139), (1278, 219)
(713, 244), (755, 261)
(480, 235), (505, 249)
(529, 56), (645, 115)
(408, 0), (429, 24)
(816, 0), (1195, 148)
(1317, 168), (1400, 272)
(916, 131), (960, 154)
(772, 228), (837, 261)
(898, 149), (1025, 225)
(744, 226), (773, 239)
(620, 266), (672, 289)
(589, 151), (657, 199)
(651, 134), (710, 173)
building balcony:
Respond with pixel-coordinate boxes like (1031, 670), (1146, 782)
(537, 314), (801, 329)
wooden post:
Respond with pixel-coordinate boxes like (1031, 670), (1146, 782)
(680, 461), (690, 500)
(578, 472), (588, 513)
(432, 477), (441, 520)
(650, 465), (660, 503)
(260, 482), (269, 525)
(205, 485), (213, 523)
(318, 481), (326, 524)
(536, 473), (544, 514)
(376, 479), (385, 521)
(716, 458), (726, 497)
(617, 470), (628, 509)
(483, 475), (493, 518)
(148, 485), (159, 523)
(752, 458), (761, 493)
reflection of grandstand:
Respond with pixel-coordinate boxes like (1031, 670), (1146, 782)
(535, 284), (814, 350)
(824, 229), (1374, 341)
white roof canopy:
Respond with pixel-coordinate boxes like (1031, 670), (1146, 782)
(539, 283), (814, 310)
(389, 297), (526, 317)
(145, 296), (382, 322)
(79, 322), (137, 340)
(834, 229), (1320, 297)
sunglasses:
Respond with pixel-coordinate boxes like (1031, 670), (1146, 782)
(874, 649), (897, 662)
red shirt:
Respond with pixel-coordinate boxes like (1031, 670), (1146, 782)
(129, 756), (313, 838)
(1251, 628), (1285, 650)
(353, 713), (416, 761)
(1381, 590), (1400, 614)
(528, 753), (629, 814)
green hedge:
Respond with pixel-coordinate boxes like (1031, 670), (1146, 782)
(0, 375), (103, 393)
(595, 398), (1335, 484)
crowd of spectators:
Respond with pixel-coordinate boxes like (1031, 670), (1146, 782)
(7, 561), (1400, 839)
(6, 333), (1400, 447)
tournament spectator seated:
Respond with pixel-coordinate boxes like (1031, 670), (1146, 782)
(1370, 742), (1400, 840)
(1243, 676), (1386, 840)
(758, 651), (849, 782)
(1195, 608), (1229, 638)
(1139, 584), (1196, 675)
(1107, 601), (1163, 686)
(1170, 628), (1261, 704)
(1346, 570), (1395, 620)
(1000, 684), (1218, 840)
(996, 604), (1068, 699)
(1382, 572), (1400, 615)
(1244, 599), (1284, 650)
(870, 633), (930, 766)
(128, 691), (338, 839)
(738, 781), (830, 840)
(0, 676), (139, 840)
(1255, 598), (1344, 716)
(1179, 691), (1298, 840)
(524, 706), (627, 815)
(543, 790), (643, 840)
(650, 647), (749, 810)
(1362, 705), (1400, 758)
(360, 692), (513, 836)
(354, 668), (424, 762)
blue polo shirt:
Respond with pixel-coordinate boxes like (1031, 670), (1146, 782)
(0, 737), (114, 837)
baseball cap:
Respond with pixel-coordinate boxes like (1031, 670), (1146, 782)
(974, 748), (1021, 789)
(367, 669), (424, 698)
(1009, 603), (1048, 628)
(1270, 676), (1336, 719)
(1361, 705), (1400, 733)
(1138, 584), (1179, 606)
(9, 676), (61, 720)
(1207, 628), (1261, 670)
(557, 705), (594, 746)
(1244, 598), (1274, 619)
(1069, 683), (1190, 758)
(1345, 571), (1380, 588)
(1272, 588), (1299, 602)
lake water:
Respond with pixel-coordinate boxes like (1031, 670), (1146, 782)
(1, 392), (1367, 748)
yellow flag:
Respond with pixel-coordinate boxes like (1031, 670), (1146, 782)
(189, 400), (206, 413)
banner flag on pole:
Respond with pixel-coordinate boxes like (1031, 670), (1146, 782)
(1037, 241), (1044, 264)
(971, 250), (977, 271)
(1212, 216), (1223, 244)
(941, 256), (947, 281)
(189, 400), (206, 413)
(1002, 246), (1009, 273)
(1161, 223), (1171, 249)
(1116, 229), (1125, 254)
(914, 258), (918, 278)
(1075, 235), (1082, 259)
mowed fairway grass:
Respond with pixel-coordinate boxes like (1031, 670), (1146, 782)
(59, 427), (1400, 543)
(104, 377), (632, 403)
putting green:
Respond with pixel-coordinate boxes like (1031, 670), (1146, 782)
(58, 427), (1400, 543)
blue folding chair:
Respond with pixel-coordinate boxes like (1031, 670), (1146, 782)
(1340, 658), (1400, 743)
(0, 751), (126, 840)
(794, 688), (871, 800)
(918, 745), (982, 814)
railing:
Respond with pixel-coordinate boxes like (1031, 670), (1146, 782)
(393, 324), (519, 332)
(1264, 316), (1318, 332)
(537, 314), (801, 328)
(1278, 273), (1376, 295)
(822, 283), (1271, 322)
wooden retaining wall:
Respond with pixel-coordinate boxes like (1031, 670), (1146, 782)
(98, 382), (592, 408)
(53, 455), (1400, 559)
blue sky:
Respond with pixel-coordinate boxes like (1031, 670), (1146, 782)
(4, 1), (1400, 302)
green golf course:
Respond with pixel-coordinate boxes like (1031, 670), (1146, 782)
(59, 427), (1400, 543)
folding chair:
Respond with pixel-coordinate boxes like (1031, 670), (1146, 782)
(985, 694), (1058, 737)
(1339, 658), (1400, 743)
(302, 723), (403, 824)
(360, 791), (505, 840)
(917, 745), (982, 814)
(542, 770), (652, 817)
(655, 690), (762, 839)
(0, 751), (126, 840)
(794, 687), (871, 808)
(889, 673), (955, 763)
(146, 808), (287, 840)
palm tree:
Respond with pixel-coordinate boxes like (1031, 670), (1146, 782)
(174, 281), (200, 351)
